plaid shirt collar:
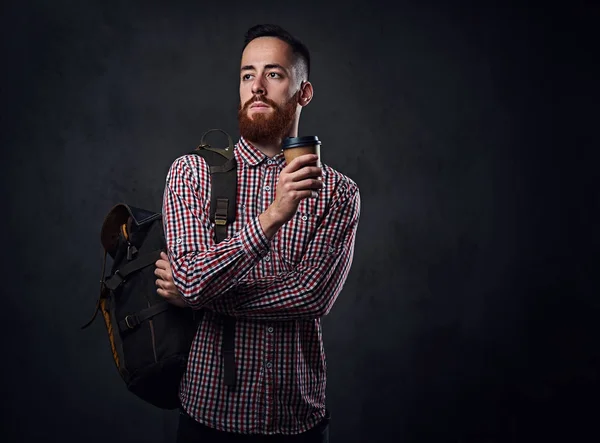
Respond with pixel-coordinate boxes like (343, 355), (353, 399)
(236, 136), (287, 168)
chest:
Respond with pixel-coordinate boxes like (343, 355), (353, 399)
(230, 163), (330, 268)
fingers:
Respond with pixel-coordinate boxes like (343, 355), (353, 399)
(279, 189), (315, 201)
(283, 154), (319, 173)
(285, 178), (323, 193)
(155, 252), (183, 301)
(155, 277), (174, 290)
(156, 279), (178, 297)
(155, 252), (170, 269)
(157, 287), (171, 299)
(289, 166), (322, 182)
(155, 271), (175, 290)
(154, 267), (171, 281)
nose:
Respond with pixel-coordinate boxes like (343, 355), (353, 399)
(251, 76), (266, 96)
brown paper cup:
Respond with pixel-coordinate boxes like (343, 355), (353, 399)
(282, 136), (322, 166)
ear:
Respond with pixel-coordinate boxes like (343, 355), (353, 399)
(298, 81), (314, 107)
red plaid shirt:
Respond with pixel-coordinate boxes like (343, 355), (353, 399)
(162, 136), (360, 435)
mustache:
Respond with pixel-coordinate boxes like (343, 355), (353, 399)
(242, 95), (278, 111)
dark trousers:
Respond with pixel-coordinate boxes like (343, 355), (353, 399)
(176, 408), (330, 443)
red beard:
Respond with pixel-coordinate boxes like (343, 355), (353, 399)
(238, 91), (299, 145)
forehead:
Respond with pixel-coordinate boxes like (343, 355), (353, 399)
(240, 37), (294, 69)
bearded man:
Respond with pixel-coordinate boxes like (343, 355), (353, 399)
(154, 24), (361, 443)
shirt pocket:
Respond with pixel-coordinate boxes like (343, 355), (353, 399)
(278, 212), (319, 267)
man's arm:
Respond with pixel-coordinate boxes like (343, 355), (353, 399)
(162, 154), (271, 309)
(162, 153), (323, 310)
(208, 179), (360, 320)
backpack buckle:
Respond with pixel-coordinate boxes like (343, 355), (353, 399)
(104, 270), (124, 291)
(127, 244), (138, 261)
(125, 314), (140, 329)
(215, 198), (228, 226)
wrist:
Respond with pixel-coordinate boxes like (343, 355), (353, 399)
(259, 207), (284, 239)
(166, 295), (187, 308)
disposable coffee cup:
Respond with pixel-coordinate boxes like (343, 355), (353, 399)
(282, 136), (321, 167)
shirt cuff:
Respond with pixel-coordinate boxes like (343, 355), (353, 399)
(239, 216), (270, 260)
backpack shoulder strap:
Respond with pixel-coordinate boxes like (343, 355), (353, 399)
(191, 129), (239, 390)
(190, 129), (238, 244)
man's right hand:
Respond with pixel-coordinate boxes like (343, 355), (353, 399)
(259, 153), (323, 239)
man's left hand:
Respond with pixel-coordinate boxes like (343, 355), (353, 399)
(155, 251), (187, 308)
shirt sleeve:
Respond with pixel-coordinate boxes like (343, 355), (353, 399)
(162, 154), (270, 309)
(207, 178), (361, 320)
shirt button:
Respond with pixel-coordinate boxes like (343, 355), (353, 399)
(302, 215), (308, 221)
(176, 238), (183, 244)
(264, 185), (271, 191)
(267, 159), (273, 165)
(264, 255), (270, 262)
(329, 247), (335, 253)
(267, 326), (274, 333)
(266, 362), (272, 369)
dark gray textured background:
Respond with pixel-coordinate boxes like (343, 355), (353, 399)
(1, 1), (598, 442)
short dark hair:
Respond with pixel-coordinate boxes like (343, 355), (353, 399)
(242, 24), (311, 81)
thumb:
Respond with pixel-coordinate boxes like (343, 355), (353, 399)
(160, 251), (168, 260)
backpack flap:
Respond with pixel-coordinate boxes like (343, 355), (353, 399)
(101, 203), (161, 259)
(101, 204), (163, 293)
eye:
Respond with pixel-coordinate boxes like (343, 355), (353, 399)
(242, 74), (253, 81)
(267, 72), (282, 79)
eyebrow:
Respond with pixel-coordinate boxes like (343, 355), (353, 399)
(240, 63), (288, 72)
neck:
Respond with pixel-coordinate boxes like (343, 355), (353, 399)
(247, 120), (299, 158)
